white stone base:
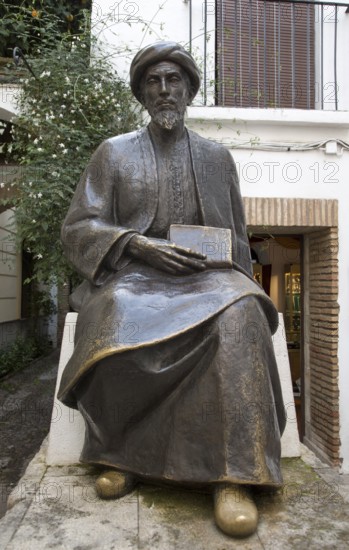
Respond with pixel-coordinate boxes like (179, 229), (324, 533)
(47, 312), (300, 465)
(46, 313), (84, 465)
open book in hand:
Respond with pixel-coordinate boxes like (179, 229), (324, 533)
(169, 224), (233, 268)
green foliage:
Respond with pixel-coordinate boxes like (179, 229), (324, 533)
(0, 1), (92, 57)
(0, 335), (51, 378)
(2, 8), (142, 287)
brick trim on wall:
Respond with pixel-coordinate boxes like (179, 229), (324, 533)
(304, 228), (340, 464)
(244, 197), (340, 465)
(243, 197), (338, 228)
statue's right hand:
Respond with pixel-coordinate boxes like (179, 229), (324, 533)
(126, 234), (207, 275)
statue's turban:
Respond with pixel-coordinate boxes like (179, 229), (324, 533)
(130, 41), (201, 103)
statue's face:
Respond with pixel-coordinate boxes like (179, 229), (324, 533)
(140, 61), (192, 130)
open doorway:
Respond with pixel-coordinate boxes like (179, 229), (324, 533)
(249, 235), (303, 438)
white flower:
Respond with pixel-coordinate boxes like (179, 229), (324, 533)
(53, 91), (58, 96)
(59, 143), (65, 148)
(72, 120), (75, 124)
(65, 76), (70, 83)
(36, 253), (43, 259)
(59, 114), (64, 118)
(63, 93), (67, 98)
(76, 146), (80, 151)
(28, 181), (32, 187)
(61, 104), (66, 109)
(32, 219), (36, 223)
(40, 70), (51, 78)
(37, 148), (43, 152)
(52, 154), (57, 158)
(84, 78), (89, 83)
(37, 192), (42, 198)
(62, 149), (68, 155)
(52, 171), (59, 177)
(33, 138), (39, 144)
(0, 182), (5, 188)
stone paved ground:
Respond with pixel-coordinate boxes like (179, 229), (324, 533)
(0, 440), (348, 550)
(0, 350), (59, 519)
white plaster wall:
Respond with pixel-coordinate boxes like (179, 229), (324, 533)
(315, 2), (349, 111)
(186, 109), (349, 203)
(0, 85), (19, 120)
(0, 209), (21, 322)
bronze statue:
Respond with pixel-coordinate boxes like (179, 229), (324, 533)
(58, 42), (285, 538)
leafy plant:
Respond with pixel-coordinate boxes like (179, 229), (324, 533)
(0, 335), (51, 378)
(1, 6), (142, 288)
(0, 1), (92, 58)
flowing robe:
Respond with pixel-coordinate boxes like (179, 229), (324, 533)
(58, 127), (286, 487)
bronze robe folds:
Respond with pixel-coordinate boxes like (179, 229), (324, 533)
(58, 127), (286, 487)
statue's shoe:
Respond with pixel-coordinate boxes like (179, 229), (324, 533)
(95, 470), (135, 499)
(214, 483), (258, 538)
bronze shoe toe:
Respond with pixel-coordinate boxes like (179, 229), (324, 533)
(214, 483), (258, 538)
(95, 470), (135, 500)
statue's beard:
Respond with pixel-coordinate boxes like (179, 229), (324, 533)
(151, 108), (184, 130)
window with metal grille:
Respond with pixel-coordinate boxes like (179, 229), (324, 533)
(216, 0), (315, 108)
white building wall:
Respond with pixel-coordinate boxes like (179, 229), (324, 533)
(0, 208), (21, 323)
(0, 84), (19, 120)
(315, 2), (349, 111)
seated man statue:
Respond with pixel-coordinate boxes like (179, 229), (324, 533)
(58, 41), (286, 538)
